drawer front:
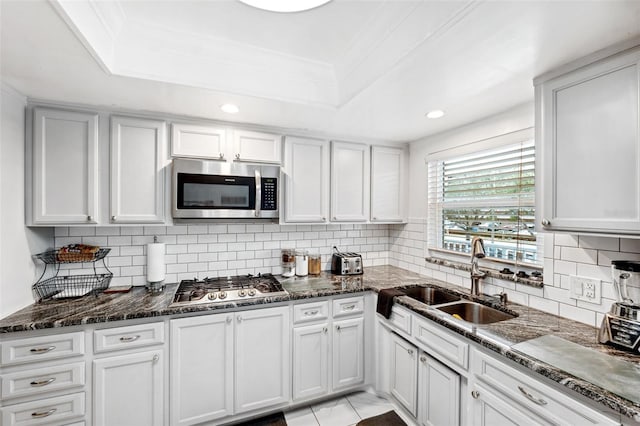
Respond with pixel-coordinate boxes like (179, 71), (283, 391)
(94, 322), (164, 354)
(332, 296), (364, 318)
(1, 333), (85, 366)
(472, 350), (618, 425)
(0, 392), (85, 426)
(1, 362), (85, 401)
(389, 306), (412, 335)
(293, 301), (329, 324)
(413, 316), (468, 370)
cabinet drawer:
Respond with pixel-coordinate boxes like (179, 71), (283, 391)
(332, 296), (364, 318)
(94, 322), (164, 354)
(1, 332), (85, 366)
(472, 350), (618, 425)
(293, 301), (329, 324)
(1, 362), (85, 401)
(0, 392), (85, 426)
(413, 316), (468, 370)
(388, 306), (412, 335)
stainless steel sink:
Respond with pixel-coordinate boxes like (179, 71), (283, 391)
(400, 286), (461, 305)
(437, 301), (517, 324)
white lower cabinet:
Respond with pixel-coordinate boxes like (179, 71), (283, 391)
(93, 349), (164, 426)
(418, 352), (460, 426)
(470, 382), (545, 426)
(170, 306), (290, 425)
(293, 297), (365, 402)
(389, 334), (418, 416)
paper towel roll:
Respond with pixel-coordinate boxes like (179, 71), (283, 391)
(147, 242), (166, 283)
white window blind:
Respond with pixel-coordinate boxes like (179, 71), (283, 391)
(427, 140), (538, 264)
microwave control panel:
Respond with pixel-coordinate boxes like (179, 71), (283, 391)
(261, 178), (278, 210)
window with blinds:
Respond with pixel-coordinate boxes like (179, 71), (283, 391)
(427, 140), (538, 264)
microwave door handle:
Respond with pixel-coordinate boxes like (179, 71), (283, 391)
(255, 169), (261, 218)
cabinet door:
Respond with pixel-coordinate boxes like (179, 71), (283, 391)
(470, 382), (548, 426)
(389, 334), (418, 416)
(293, 323), (329, 401)
(419, 353), (460, 426)
(32, 107), (99, 225)
(331, 141), (370, 222)
(283, 136), (330, 223)
(370, 146), (405, 223)
(170, 314), (233, 425)
(332, 317), (364, 391)
(232, 130), (281, 163)
(110, 116), (166, 223)
(171, 123), (227, 160)
(93, 349), (164, 426)
(539, 50), (640, 233)
(235, 306), (290, 413)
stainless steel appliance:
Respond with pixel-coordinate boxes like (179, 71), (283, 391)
(169, 273), (287, 308)
(599, 261), (640, 353)
(172, 158), (279, 220)
(331, 246), (363, 275)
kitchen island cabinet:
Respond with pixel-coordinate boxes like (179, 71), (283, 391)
(536, 45), (640, 234)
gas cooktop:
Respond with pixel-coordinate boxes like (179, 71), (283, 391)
(170, 273), (288, 307)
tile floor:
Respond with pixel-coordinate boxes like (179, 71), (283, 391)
(284, 391), (415, 426)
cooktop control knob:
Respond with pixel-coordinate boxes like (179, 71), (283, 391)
(207, 292), (217, 300)
(219, 291), (227, 299)
(248, 289), (256, 296)
(238, 289), (247, 297)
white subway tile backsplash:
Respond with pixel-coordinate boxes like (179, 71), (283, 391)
(144, 226), (167, 235)
(559, 304), (596, 327)
(177, 235), (198, 244)
(620, 239), (640, 254)
(108, 236), (132, 246)
(597, 250), (640, 266)
(120, 226), (143, 236)
(554, 234), (579, 247)
(554, 260), (577, 276)
(529, 296), (559, 315)
(579, 236), (619, 251)
(561, 247), (597, 264)
(69, 227), (96, 237)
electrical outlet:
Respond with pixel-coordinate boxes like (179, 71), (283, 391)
(569, 276), (601, 304)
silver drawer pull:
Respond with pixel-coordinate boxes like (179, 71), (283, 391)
(30, 378), (56, 387)
(153, 354), (159, 362)
(119, 335), (141, 342)
(407, 349), (414, 355)
(31, 408), (57, 418)
(30, 346), (55, 354)
(304, 310), (319, 316)
(518, 386), (548, 406)
(323, 327), (328, 333)
(343, 304), (356, 311)
(419, 356), (427, 363)
(471, 390), (480, 399)
(336, 325), (341, 331)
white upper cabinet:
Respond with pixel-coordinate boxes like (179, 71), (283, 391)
(537, 47), (640, 234)
(331, 141), (370, 222)
(110, 116), (167, 224)
(370, 145), (406, 223)
(171, 123), (227, 160)
(232, 129), (282, 164)
(31, 107), (99, 225)
(283, 136), (330, 223)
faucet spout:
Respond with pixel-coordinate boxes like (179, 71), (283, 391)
(470, 237), (486, 295)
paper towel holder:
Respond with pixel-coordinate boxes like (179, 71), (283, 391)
(147, 236), (165, 294)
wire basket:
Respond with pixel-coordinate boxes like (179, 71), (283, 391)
(35, 248), (111, 264)
(32, 273), (113, 300)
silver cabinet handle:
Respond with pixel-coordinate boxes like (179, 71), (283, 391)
(541, 219), (550, 226)
(323, 327), (328, 333)
(407, 349), (414, 355)
(226, 316), (232, 324)
(336, 325), (341, 331)
(87, 215), (93, 221)
(153, 354), (159, 362)
(322, 217), (326, 221)
(518, 386), (547, 406)
(471, 390), (480, 399)
(119, 335), (140, 342)
(111, 215), (117, 221)
(304, 310), (319, 316)
(31, 408), (56, 418)
(343, 304), (356, 311)
(30, 378), (56, 387)
(237, 315), (242, 323)
(419, 356), (427, 363)
(373, 217), (377, 220)
(236, 153), (240, 159)
(30, 346), (55, 354)
(333, 217), (337, 220)
(219, 152), (224, 159)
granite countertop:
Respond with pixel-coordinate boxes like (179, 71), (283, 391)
(1, 265), (639, 422)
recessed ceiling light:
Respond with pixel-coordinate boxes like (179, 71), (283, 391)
(220, 104), (240, 114)
(426, 110), (445, 119)
(238, 0), (332, 13)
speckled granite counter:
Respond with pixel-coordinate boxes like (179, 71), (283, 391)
(1, 265), (639, 422)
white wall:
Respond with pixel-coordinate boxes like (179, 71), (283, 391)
(0, 83), (52, 319)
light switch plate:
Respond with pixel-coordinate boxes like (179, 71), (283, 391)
(569, 275), (601, 304)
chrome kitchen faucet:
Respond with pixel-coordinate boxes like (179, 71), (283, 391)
(470, 237), (486, 296)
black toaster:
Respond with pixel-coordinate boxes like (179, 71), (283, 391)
(331, 247), (363, 275)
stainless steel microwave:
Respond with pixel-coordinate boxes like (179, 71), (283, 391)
(172, 158), (279, 220)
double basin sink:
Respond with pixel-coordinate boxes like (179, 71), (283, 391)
(399, 286), (517, 325)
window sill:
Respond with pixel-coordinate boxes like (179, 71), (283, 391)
(425, 252), (545, 289)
